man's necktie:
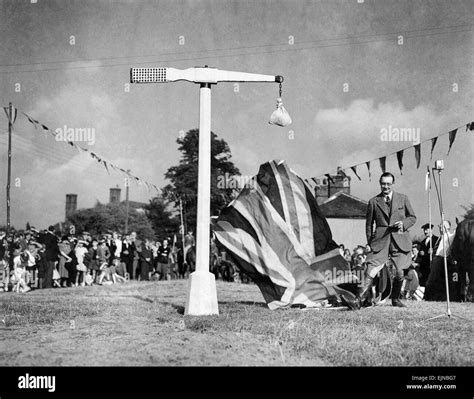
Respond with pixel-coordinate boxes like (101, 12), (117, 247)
(385, 195), (391, 209)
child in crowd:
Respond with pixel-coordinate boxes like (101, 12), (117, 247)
(11, 252), (31, 293)
(109, 258), (127, 284)
(75, 240), (88, 286)
(403, 263), (420, 300)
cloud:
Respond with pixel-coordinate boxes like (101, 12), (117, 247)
(310, 98), (463, 173)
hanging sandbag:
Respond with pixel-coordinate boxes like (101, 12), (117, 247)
(269, 97), (292, 127)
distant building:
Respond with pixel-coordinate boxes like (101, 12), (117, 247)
(65, 194), (77, 221)
(307, 168), (368, 251)
(110, 187), (121, 204)
(319, 191), (367, 251)
(313, 168), (351, 205)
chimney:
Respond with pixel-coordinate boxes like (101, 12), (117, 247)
(65, 194), (78, 221)
(110, 186), (121, 204)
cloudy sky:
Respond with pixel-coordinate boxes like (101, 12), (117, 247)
(0, 0), (472, 238)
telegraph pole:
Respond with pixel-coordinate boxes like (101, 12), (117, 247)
(179, 197), (186, 260)
(124, 169), (130, 234)
(6, 102), (12, 235)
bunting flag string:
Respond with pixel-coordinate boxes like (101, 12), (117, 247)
(309, 121), (472, 184)
(14, 109), (472, 199)
(20, 111), (167, 197)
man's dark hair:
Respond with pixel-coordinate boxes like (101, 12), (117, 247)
(379, 172), (395, 184)
(48, 225), (55, 232)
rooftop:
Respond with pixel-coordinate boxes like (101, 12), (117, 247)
(319, 191), (367, 219)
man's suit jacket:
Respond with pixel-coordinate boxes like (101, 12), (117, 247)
(366, 191), (416, 253)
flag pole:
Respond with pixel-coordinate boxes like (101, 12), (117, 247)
(6, 102), (12, 235)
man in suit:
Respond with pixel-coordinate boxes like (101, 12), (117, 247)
(358, 172), (417, 307)
(130, 231), (142, 280)
(418, 223), (439, 287)
(37, 225), (60, 289)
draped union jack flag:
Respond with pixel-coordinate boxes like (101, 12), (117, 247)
(214, 160), (358, 309)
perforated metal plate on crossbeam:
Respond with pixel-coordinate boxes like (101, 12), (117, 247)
(130, 68), (167, 83)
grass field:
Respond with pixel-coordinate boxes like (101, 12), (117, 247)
(1, 280), (473, 367)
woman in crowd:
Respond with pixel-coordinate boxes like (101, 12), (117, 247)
(58, 237), (72, 287)
(86, 238), (100, 284)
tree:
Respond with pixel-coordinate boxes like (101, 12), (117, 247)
(68, 202), (155, 239)
(146, 198), (180, 240)
(163, 129), (240, 232)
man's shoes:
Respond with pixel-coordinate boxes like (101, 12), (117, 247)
(391, 298), (406, 307)
(356, 276), (374, 307)
(340, 294), (361, 310)
(390, 277), (406, 307)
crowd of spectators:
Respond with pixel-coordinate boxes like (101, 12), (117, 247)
(0, 226), (185, 293)
(339, 242), (422, 301)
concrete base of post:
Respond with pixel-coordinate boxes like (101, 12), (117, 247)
(184, 271), (219, 316)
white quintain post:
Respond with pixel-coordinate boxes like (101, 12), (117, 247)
(130, 66), (283, 315)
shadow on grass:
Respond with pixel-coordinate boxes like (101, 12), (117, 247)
(160, 300), (268, 315)
(218, 301), (268, 308)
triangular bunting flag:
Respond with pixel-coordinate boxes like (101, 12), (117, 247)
(396, 150), (404, 175)
(103, 161), (110, 175)
(366, 161), (371, 181)
(379, 156), (386, 173)
(24, 113), (40, 129)
(414, 144), (421, 168)
(447, 128), (457, 155)
(467, 122), (474, 131)
(350, 166), (362, 181)
(324, 173), (335, 184)
(430, 137), (438, 160)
